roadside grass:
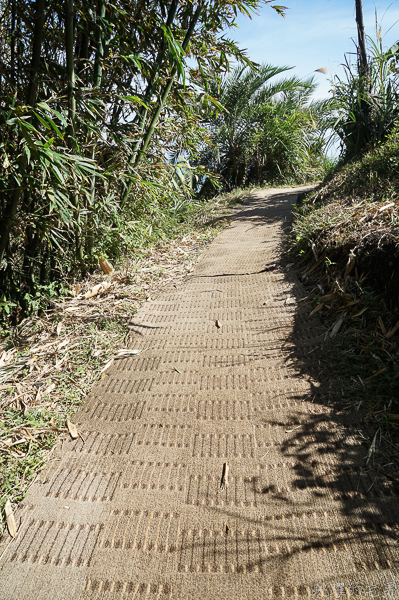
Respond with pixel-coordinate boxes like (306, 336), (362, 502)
(0, 190), (243, 534)
(292, 127), (399, 254)
(288, 134), (399, 475)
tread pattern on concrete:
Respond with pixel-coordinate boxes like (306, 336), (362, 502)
(1, 188), (399, 599)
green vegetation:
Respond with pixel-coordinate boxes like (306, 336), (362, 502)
(0, 0), (289, 320)
(197, 64), (330, 193)
(291, 128), (399, 256)
(4, 0), (399, 513)
(331, 36), (399, 160)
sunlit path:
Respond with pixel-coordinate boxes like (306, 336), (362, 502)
(1, 187), (398, 600)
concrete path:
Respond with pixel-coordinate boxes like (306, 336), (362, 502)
(1, 188), (399, 600)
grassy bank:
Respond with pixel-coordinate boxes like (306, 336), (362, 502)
(288, 132), (399, 473)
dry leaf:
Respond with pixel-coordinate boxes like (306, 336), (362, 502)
(56, 338), (70, 351)
(344, 250), (356, 279)
(319, 292), (338, 301)
(353, 307), (368, 318)
(56, 322), (63, 336)
(99, 258), (114, 275)
(386, 321), (399, 340)
(67, 420), (79, 439)
(101, 358), (114, 373)
(260, 263), (276, 272)
(286, 425), (302, 433)
(366, 430), (379, 465)
(43, 383), (56, 396)
(330, 312), (347, 338)
(65, 306), (81, 313)
(220, 462), (229, 490)
(364, 366), (388, 382)
(55, 357), (66, 370)
(84, 281), (111, 300)
(309, 303), (323, 317)
(378, 317), (387, 335)
(115, 349), (142, 356)
(84, 283), (102, 300)
(215, 320), (221, 329)
(306, 255), (325, 274)
(378, 202), (394, 212)
(5, 499), (17, 537)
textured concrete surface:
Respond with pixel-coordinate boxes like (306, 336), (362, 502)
(1, 188), (399, 599)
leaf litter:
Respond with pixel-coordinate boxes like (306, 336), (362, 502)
(289, 174), (399, 484)
(0, 227), (227, 534)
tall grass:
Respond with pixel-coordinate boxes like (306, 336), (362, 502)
(331, 36), (399, 160)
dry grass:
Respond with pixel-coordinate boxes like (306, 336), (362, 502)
(289, 138), (399, 476)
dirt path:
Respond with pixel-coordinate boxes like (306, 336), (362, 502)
(1, 188), (398, 599)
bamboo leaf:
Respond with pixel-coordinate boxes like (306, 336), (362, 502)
(18, 121), (39, 158)
(33, 111), (52, 130)
(67, 420), (79, 439)
(5, 499), (17, 537)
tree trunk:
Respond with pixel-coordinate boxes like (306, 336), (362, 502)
(86, 0), (106, 258)
(355, 0), (369, 150)
(27, 0), (46, 106)
(355, 0), (367, 77)
(93, 0), (106, 87)
(118, 0), (179, 207)
(65, 0), (76, 138)
(0, 0), (46, 264)
(65, 0), (84, 268)
(10, 0), (16, 88)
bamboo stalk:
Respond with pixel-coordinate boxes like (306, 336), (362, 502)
(118, 0), (179, 206)
(26, 0), (46, 106)
(120, 1), (205, 209)
(0, 0), (46, 263)
(88, 0), (107, 254)
(65, 0), (84, 268)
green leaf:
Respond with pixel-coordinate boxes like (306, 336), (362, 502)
(36, 102), (67, 126)
(33, 111), (52, 130)
(44, 137), (55, 149)
(119, 95), (149, 109)
(18, 121), (39, 158)
(49, 163), (65, 184)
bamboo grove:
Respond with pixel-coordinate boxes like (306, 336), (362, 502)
(0, 0), (290, 319)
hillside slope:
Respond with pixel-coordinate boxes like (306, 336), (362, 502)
(289, 131), (399, 464)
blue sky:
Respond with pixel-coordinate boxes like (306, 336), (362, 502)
(229, 0), (399, 99)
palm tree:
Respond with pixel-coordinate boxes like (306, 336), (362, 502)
(198, 64), (329, 191)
